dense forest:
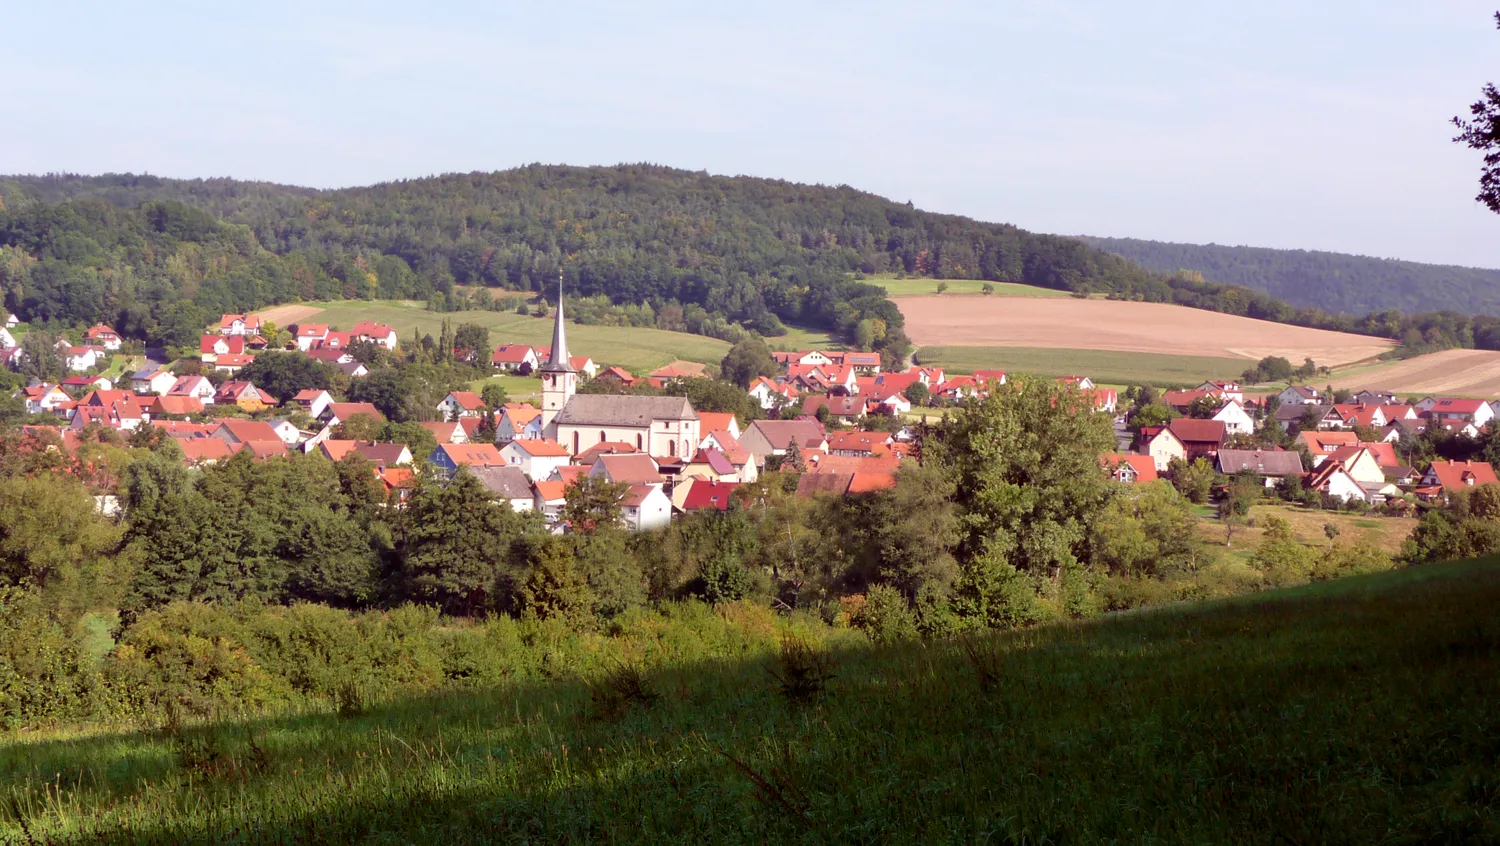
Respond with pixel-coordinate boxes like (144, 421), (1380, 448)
(8, 165), (1500, 362)
(1081, 236), (1500, 316)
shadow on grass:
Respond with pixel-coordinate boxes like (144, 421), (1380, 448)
(4, 560), (1500, 844)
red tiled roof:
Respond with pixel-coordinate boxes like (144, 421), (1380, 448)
(1167, 418), (1227, 445)
(681, 479), (741, 511)
(1427, 460), (1499, 492)
(511, 438), (570, 457)
(1103, 453), (1159, 483)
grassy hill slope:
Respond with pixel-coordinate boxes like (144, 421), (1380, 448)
(1082, 235), (1500, 316)
(4, 559), (1497, 843)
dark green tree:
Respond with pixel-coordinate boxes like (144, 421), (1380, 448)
(719, 336), (777, 388)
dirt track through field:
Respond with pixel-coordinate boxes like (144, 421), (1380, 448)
(1330, 348), (1500, 397)
(894, 296), (1392, 367)
(252, 304), (324, 326)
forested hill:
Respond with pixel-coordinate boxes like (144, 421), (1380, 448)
(0, 166), (1175, 366)
(1079, 235), (1500, 316)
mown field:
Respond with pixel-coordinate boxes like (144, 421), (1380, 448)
(254, 301), (733, 375)
(1328, 347), (1500, 398)
(915, 345), (1248, 386)
(3, 559), (1497, 843)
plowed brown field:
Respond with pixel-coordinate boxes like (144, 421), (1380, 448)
(894, 296), (1392, 367)
(1330, 348), (1500, 397)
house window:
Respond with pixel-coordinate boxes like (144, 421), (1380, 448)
(669, 440), (676, 457)
(636, 433), (643, 449)
(599, 430), (607, 444)
(572, 432), (580, 454)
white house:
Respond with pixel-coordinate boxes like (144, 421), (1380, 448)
(291, 389), (334, 420)
(219, 313), (262, 336)
(1308, 461), (1369, 503)
(748, 377), (798, 411)
(130, 369), (178, 396)
(19, 384), (71, 415)
(621, 484), (672, 531)
(1141, 427), (1187, 472)
(350, 321), (399, 350)
(62, 346), (101, 372)
(84, 324), (123, 350)
(1427, 397), (1495, 429)
(0, 327), (14, 348)
(1277, 385), (1321, 406)
(436, 391), (485, 420)
(499, 438), (572, 482)
(294, 324), (329, 352)
(167, 375), (217, 405)
(265, 418), (305, 446)
(1211, 400), (1256, 436)
(497, 404), (544, 443)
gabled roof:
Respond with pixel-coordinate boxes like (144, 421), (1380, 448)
(445, 391), (485, 411)
(621, 483), (663, 508)
(326, 402), (385, 422)
(295, 324), (329, 337)
(1298, 430), (1358, 455)
(1167, 418), (1227, 445)
(575, 441), (640, 465)
(219, 313), (261, 330)
(178, 438), (235, 463)
(356, 442), (409, 466)
(746, 419), (827, 451)
(215, 419), (281, 443)
(214, 354), (254, 368)
(553, 394), (698, 427)
(201, 335), (245, 354)
(827, 430), (894, 453)
(801, 395), (865, 417)
(1306, 459), (1357, 493)
(596, 453), (663, 485)
(147, 396), (204, 416)
(688, 447), (737, 476)
(491, 344), (538, 364)
(1429, 397), (1488, 415)
(697, 411), (737, 434)
(350, 321), (396, 338)
(500, 403), (543, 426)
(471, 466), (534, 500)
(293, 389), (330, 403)
(796, 472), (854, 497)
(598, 366), (638, 383)
(419, 420), (464, 443)
(1103, 453), (1159, 483)
(433, 443), (505, 467)
(319, 440), (359, 461)
(510, 438), (570, 458)
(1426, 460), (1499, 491)
(1216, 449), (1303, 477)
(533, 480), (569, 503)
(215, 380), (259, 399)
(84, 324), (119, 339)
(681, 479), (741, 511)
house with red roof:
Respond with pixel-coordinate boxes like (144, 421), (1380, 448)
(323, 402), (385, 426)
(429, 442), (506, 479)
(219, 314), (262, 336)
(1139, 426), (1186, 472)
(212, 418), (282, 447)
(621, 484), (672, 531)
(61, 375), (114, 395)
(772, 350), (834, 369)
(801, 395), (866, 424)
(1103, 453), (1159, 484)
(62, 345), (103, 372)
(291, 389), (333, 419)
(491, 344), (540, 372)
(293, 324), (330, 351)
(215, 381), (270, 411)
(497, 403), (543, 443)
(350, 321), (399, 350)
(200, 334), (245, 363)
(178, 437), (236, 466)
(748, 376), (799, 410)
(437, 391), (485, 420)
(1419, 460), (1500, 502)
(596, 366), (640, 388)
(828, 430), (894, 458)
(146, 395), (205, 417)
(1306, 460), (1371, 504)
(83, 324), (122, 350)
(1426, 397), (1494, 429)
(679, 478), (742, 512)
(1166, 418), (1226, 461)
(500, 438), (572, 482)
(213, 353), (254, 374)
(19, 383), (71, 415)
(588, 453), (664, 487)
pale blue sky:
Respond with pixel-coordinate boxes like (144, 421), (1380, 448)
(6, 2), (1500, 267)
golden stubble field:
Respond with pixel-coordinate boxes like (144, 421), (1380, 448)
(1330, 348), (1500, 397)
(894, 296), (1394, 366)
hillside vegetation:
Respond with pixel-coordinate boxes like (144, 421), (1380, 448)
(3, 559), (1496, 843)
(13, 165), (1500, 367)
(1082, 235), (1500, 316)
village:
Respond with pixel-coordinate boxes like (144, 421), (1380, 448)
(6, 294), (1498, 532)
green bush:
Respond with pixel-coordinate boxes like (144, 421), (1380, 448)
(0, 588), (110, 729)
(850, 585), (917, 645)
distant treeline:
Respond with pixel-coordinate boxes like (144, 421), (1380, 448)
(4, 166), (1500, 365)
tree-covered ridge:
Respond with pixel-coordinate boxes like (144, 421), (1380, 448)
(0, 166), (1177, 366)
(1080, 235), (1500, 316)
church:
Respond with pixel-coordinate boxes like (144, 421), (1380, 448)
(540, 285), (701, 460)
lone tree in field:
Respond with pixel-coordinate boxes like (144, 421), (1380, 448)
(1454, 12), (1500, 212)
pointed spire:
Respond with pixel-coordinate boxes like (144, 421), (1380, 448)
(543, 270), (575, 372)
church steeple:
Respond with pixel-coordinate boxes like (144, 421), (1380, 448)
(540, 271), (576, 436)
(543, 271), (575, 374)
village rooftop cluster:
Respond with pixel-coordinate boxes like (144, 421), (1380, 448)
(7, 299), (1497, 528)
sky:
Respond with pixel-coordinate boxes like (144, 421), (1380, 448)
(6, 1), (1500, 267)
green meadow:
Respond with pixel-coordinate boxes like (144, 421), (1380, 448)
(302, 301), (733, 375)
(3, 559), (1497, 843)
(915, 345), (1249, 387)
(869, 275), (1073, 298)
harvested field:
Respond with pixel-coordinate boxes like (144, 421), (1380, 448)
(894, 297), (1393, 366)
(1329, 348), (1500, 397)
(915, 345), (1247, 386)
(252, 304), (325, 325)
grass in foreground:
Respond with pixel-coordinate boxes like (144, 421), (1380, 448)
(303, 301), (732, 373)
(3, 560), (1499, 843)
(916, 344), (1248, 386)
